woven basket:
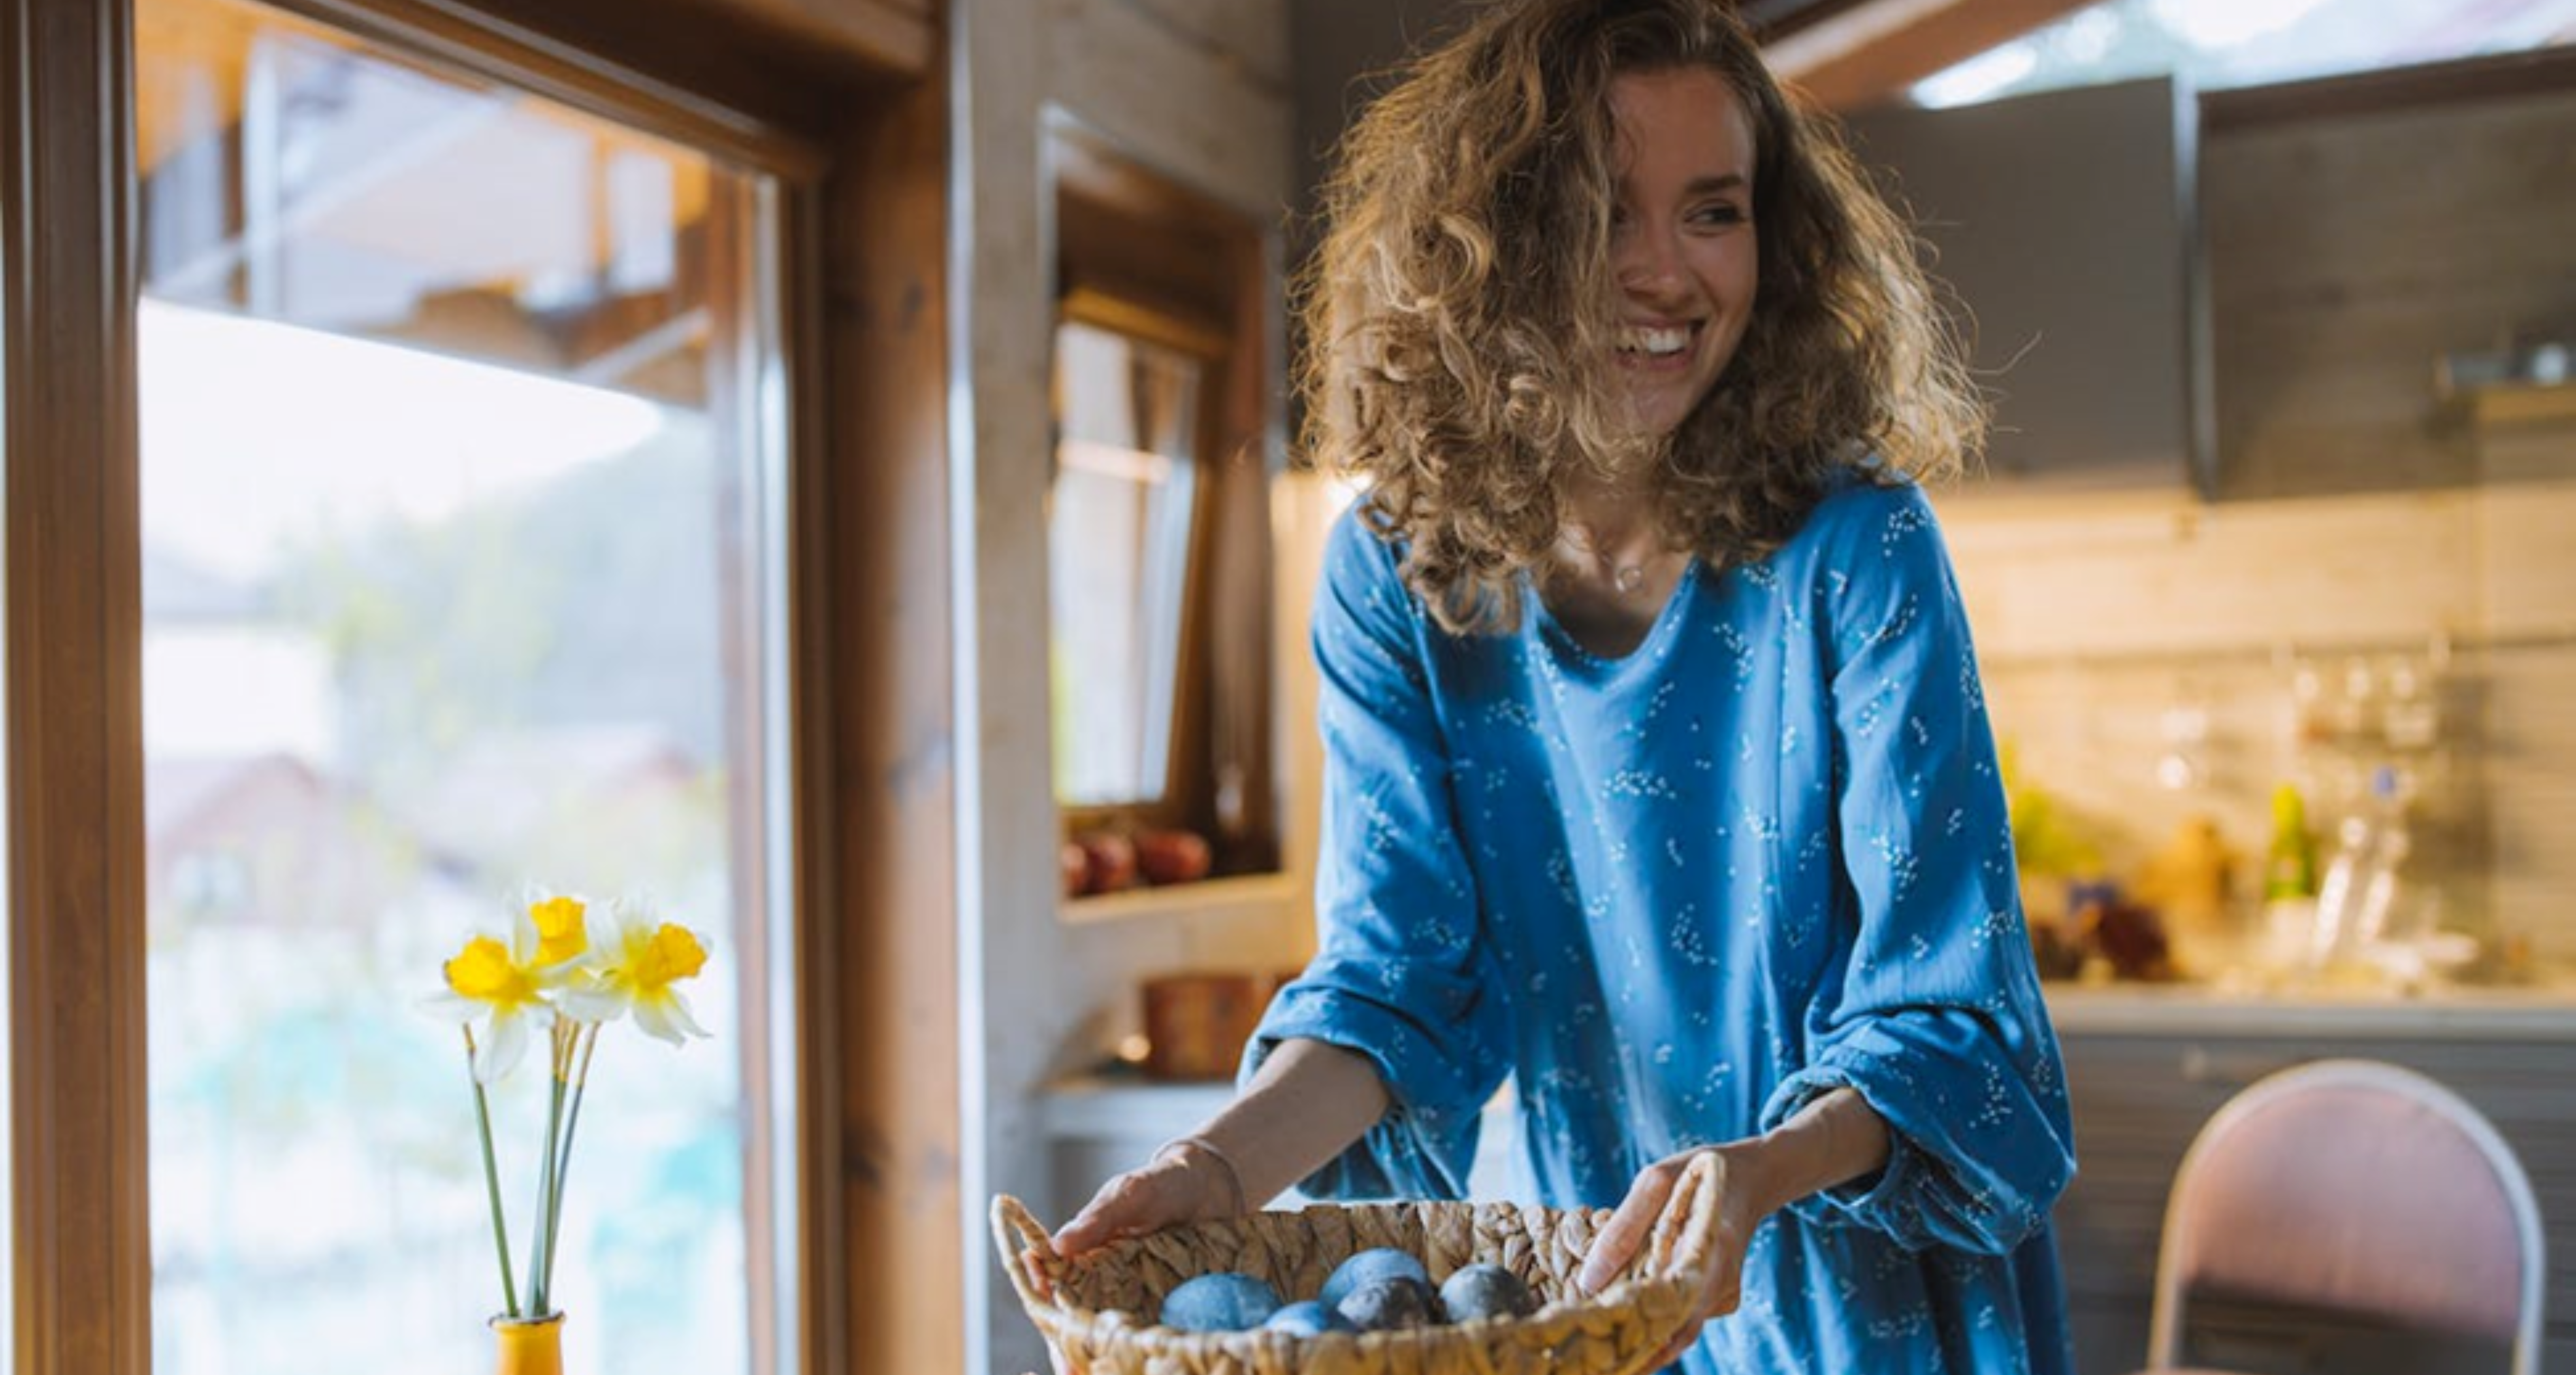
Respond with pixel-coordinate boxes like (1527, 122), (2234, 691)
(990, 1154), (1721, 1375)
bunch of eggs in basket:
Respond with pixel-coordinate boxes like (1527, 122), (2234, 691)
(1155, 1247), (1539, 1335)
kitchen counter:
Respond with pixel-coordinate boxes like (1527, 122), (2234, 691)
(1038, 984), (2576, 1140)
(2042, 979), (2576, 1038)
(1040, 981), (2576, 1130)
(1035, 994), (2576, 1143)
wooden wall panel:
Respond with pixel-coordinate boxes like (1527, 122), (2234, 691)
(824, 72), (962, 1375)
(2204, 77), (2576, 500)
(1118, 0), (1291, 89)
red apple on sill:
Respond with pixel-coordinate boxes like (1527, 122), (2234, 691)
(1135, 828), (1213, 886)
(1078, 831), (1139, 894)
(1060, 840), (1092, 898)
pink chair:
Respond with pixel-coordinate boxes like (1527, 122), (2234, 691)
(2139, 1058), (2545, 1375)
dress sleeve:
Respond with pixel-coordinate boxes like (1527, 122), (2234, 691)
(1758, 483), (2077, 1254)
(1243, 509), (1510, 1202)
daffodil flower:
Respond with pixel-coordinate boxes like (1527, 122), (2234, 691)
(527, 892), (591, 967)
(426, 898), (584, 1083)
(559, 898), (710, 1046)
(430, 887), (716, 1322)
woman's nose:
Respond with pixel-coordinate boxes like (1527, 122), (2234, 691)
(1615, 221), (1682, 293)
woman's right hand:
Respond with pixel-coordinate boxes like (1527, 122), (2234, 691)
(1051, 1139), (1243, 1258)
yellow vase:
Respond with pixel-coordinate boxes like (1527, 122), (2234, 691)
(490, 1313), (565, 1375)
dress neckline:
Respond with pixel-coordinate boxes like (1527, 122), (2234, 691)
(1523, 557), (1702, 683)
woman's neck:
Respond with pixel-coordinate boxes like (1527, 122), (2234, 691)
(1543, 477), (1690, 658)
(1555, 477), (1669, 582)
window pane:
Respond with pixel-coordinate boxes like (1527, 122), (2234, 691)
(137, 3), (790, 1373)
(1049, 319), (1202, 807)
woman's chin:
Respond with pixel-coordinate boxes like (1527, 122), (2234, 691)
(1610, 400), (1691, 447)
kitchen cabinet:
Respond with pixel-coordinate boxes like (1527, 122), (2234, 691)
(2055, 1011), (2576, 1373)
(1841, 78), (2210, 495)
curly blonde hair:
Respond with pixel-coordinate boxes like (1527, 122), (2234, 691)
(1297, 0), (1984, 633)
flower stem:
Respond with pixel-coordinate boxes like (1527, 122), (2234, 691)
(528, 1024), (571, 1315)
(463, 1027), (521, 1319)
(541, 1023), (602, 1305)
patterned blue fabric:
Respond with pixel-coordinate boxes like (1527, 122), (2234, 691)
(1250, 475), (2076, 1374)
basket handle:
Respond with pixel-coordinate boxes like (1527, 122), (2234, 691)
(989, 1194), (1064, 1314)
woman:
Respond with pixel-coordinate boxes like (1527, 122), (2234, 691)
(1053, 2), (2075, 1370)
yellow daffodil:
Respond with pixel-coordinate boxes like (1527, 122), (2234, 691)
(429, 885), (718, 1322)
(528, 893), (591, 966)
(559, 897), (710, 1045)
(424, 899), (580, 1083)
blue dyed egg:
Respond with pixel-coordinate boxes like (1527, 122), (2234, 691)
(1439, 1263), (1538, 1322)
(1335, 1275), (1437, 1332)
(1318, 1247), (1431, 1310)
(1158, 1272), (1283, 1333)
(1260, 1299), (1357, 1337)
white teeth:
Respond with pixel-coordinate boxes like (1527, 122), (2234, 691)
(1618, 324), (1692, 357)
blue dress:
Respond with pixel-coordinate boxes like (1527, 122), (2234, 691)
(1250, 476), (2077, 1374)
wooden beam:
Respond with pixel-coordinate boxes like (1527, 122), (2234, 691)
(663, 0), (936, 79)
(2, 2), (154, 1375)
(279, 0), (843, 176)
(824, 71), (964, 1375)
(1759, 0), (2103, 112)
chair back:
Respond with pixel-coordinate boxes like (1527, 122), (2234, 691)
(2146, 1058), (2544, 1374)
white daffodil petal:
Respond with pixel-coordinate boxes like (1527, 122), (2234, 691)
(661, 991), (708, 1040)
(631, 999), (682, 1047)
(558, 986), (627, 1024)
(419, 990), (482, 1024)
(632, 993), (706, 1047)
(472, 1010), (532, 1084)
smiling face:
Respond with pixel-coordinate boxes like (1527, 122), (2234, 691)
(1605, 66), (1761, 442)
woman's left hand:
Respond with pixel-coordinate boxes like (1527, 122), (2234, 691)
(1574, 1145), (1774, 1369)
(1572, 1089), (1890, 1368)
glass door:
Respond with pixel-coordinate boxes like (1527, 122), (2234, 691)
(135, 2), (792, 1371)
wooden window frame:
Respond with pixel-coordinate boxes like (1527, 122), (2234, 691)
(1050, 285), (1228, 826)
(1, 2), (959, 1374)
(1048, 125), (1279, 892)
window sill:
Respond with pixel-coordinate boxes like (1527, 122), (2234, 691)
(1059, 870), (1300, 926)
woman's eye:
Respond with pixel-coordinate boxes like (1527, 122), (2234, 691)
(1689, 202), (1747, 228)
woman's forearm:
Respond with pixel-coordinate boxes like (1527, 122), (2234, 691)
(1187, 1038), (1390, 1207)
(1738, 1086), (1890, 1215)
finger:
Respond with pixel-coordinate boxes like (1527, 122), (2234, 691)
(1055, 1166), (1186, 1256)
(1052, 1179), (1142, 1256)
(1578, 1167), (1678, 1294)
(1053, 1205), (1135, 1258)
(1051, 1205), (1105, 1257)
